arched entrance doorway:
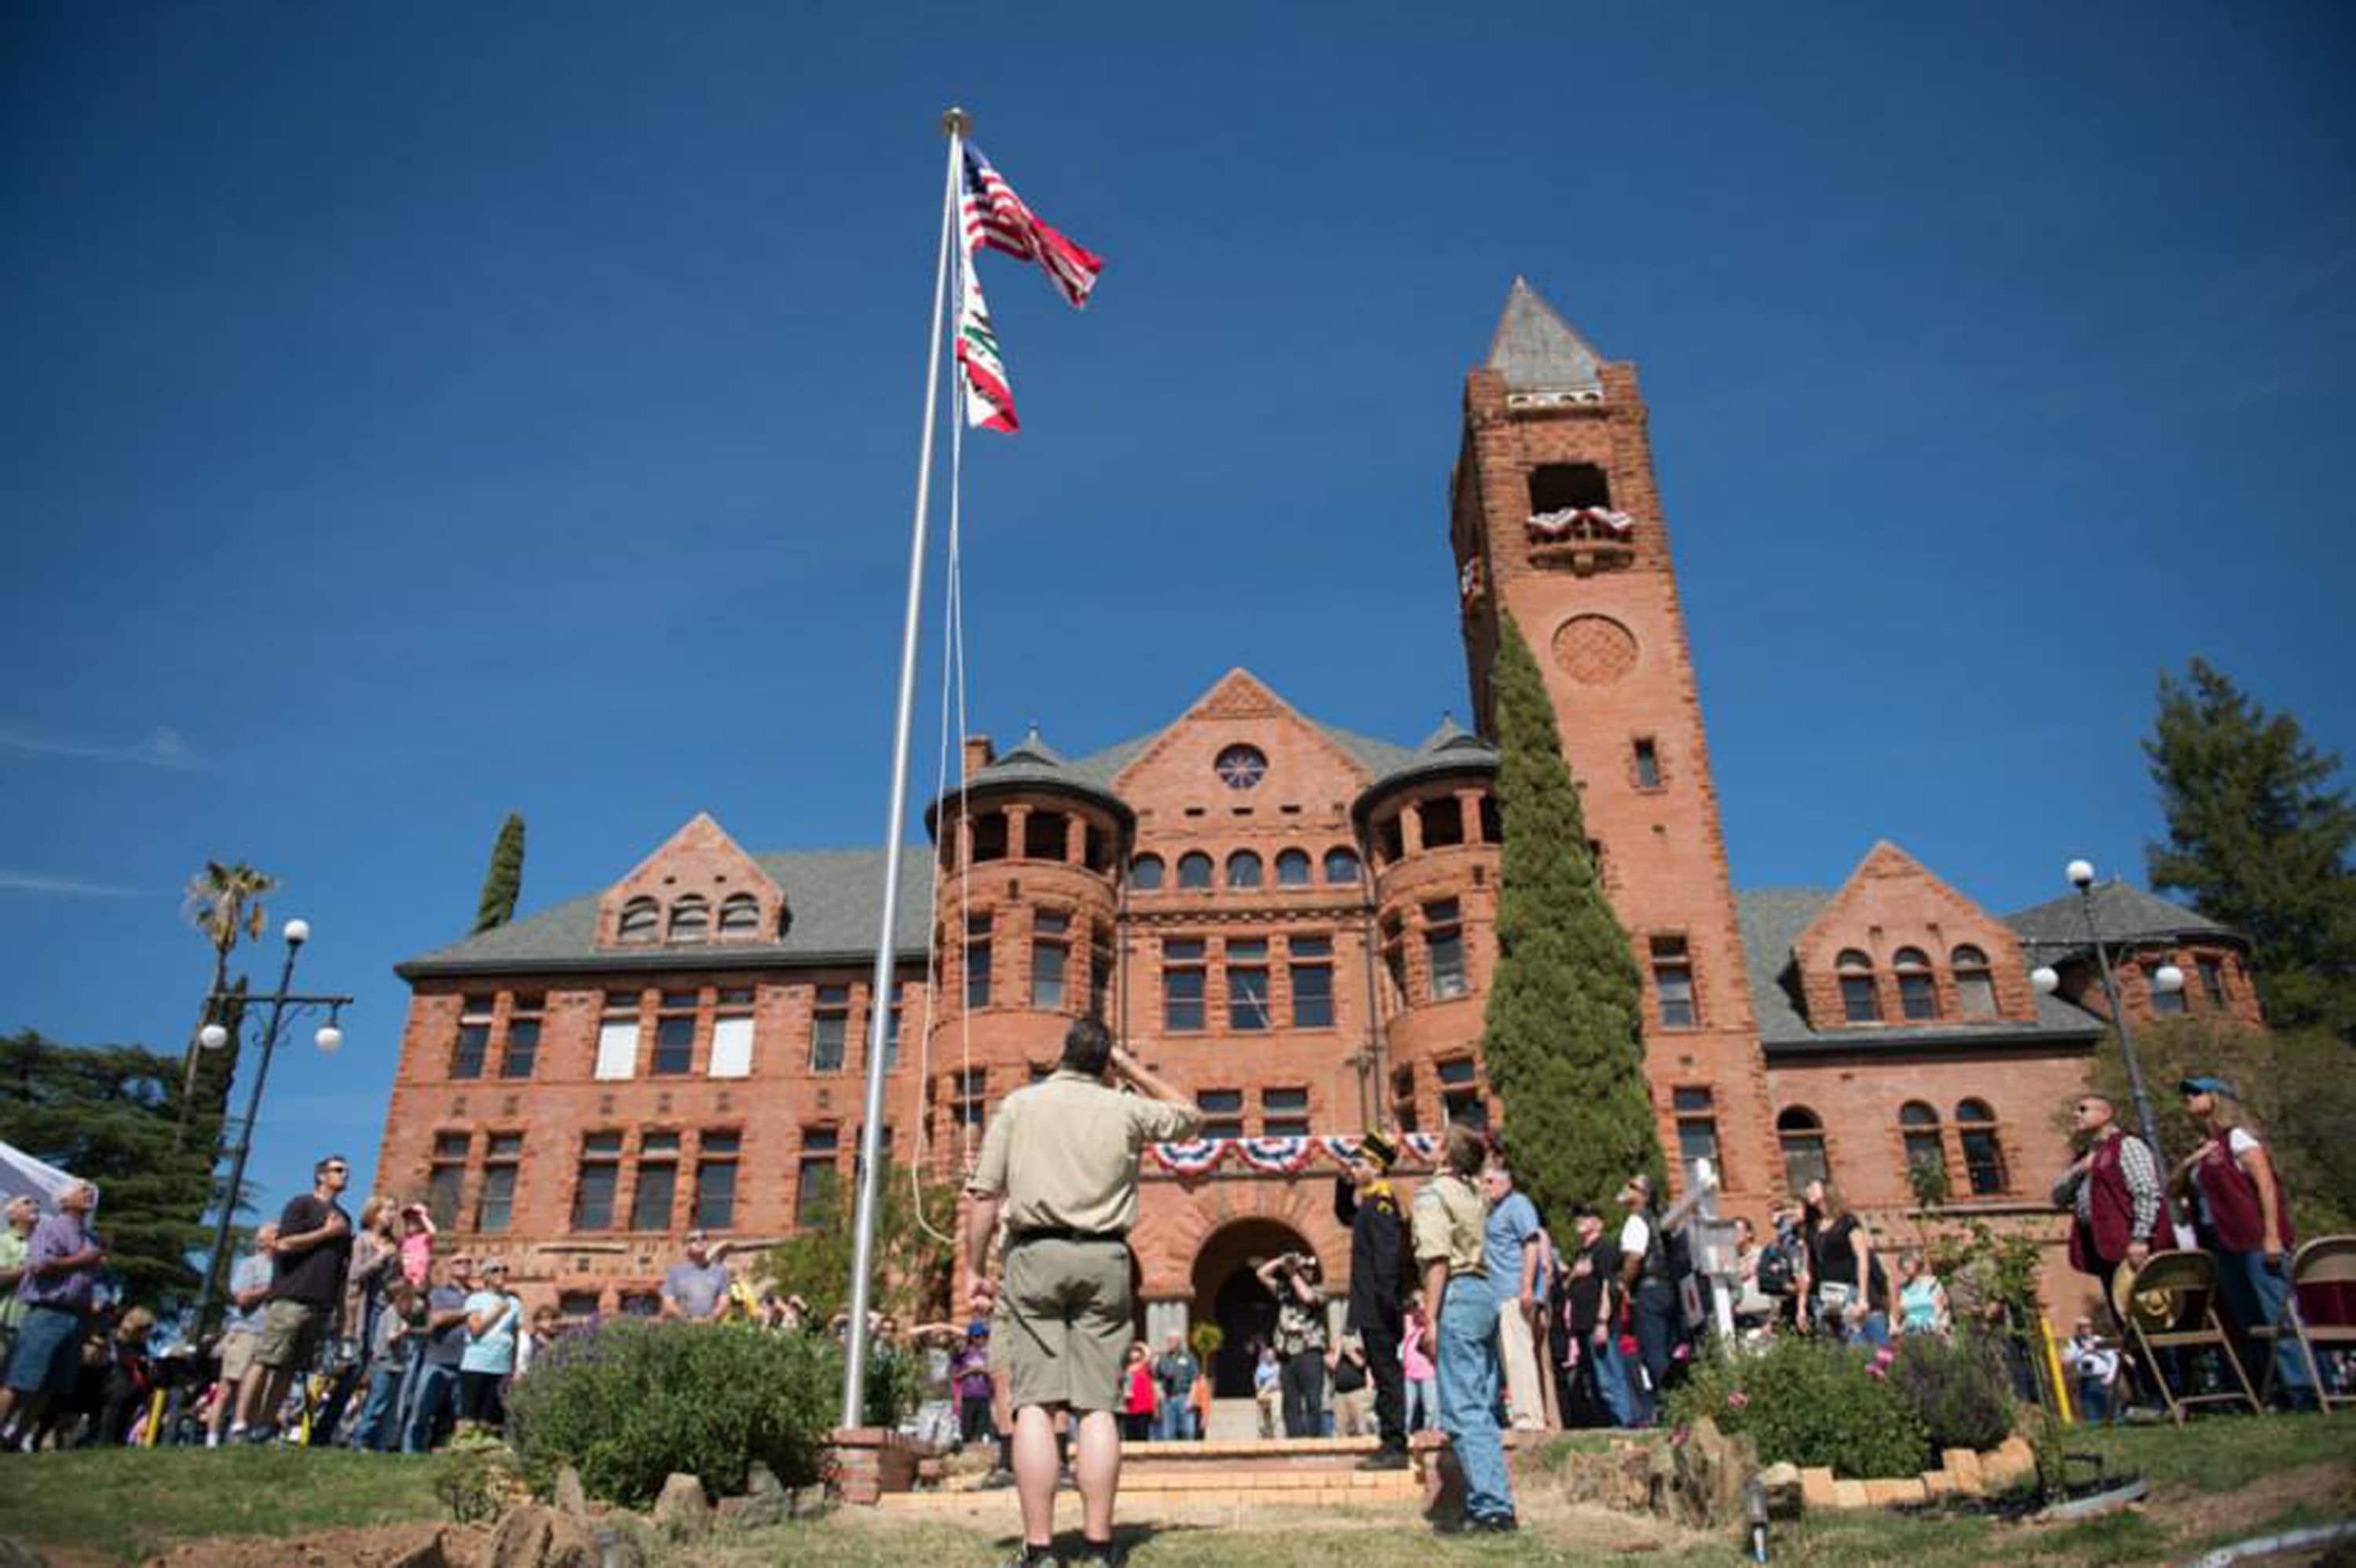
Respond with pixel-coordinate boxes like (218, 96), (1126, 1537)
(1189, 1218), (1310, 1397)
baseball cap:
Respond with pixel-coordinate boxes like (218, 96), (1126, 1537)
(2178, 1075), (2237, 1098)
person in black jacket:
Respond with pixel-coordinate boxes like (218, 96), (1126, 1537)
(1334, 1130), (1409, 1469)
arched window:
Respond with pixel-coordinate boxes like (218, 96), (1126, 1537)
(718, 894), (760, 935)
(1275, 849), (1312, 886)
(1129, 854), (1165, 891)
(1837, 950), (1881, 1023)
(1777, 1106), (1829, 1194)
(668, 896), (709, 943)
(1952, 945), (1996, 1018)
(1899, 1102), (1944, 1182)
(616, 897), (659, 944)
(1323, 846), (1362, 884)
(1176, 852), (1214, 890)
(1893, 947), (1938, 1021)
(1225, 850), (1263, 889)
(1955, 1099), (2007, 1195)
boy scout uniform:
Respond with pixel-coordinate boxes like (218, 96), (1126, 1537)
(1411, 1169), (1488, 1281)
(968, 1069), (1202, 1411)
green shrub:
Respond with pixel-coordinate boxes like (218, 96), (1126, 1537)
(1664, 1337), (1928, 1479)
(507, 1320), (900, 1507)
(433, 1427), (529, 1522)
(1887, 1333), (2013, 1454)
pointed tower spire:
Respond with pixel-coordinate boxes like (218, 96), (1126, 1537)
(1487, 276), (1605, 393)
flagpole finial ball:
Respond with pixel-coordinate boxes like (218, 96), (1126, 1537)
(942, 107), (972, 139)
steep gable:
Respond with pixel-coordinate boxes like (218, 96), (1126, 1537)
(1111, 669), (1387, 809)
(1791, 841), (2039, 1029)
(596, 812), (785, 949)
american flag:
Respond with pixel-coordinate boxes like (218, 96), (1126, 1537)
(960, 145), (1103, 309)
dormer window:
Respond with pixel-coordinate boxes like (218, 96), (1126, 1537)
(1837, 950), (1880, 1023)
(1952, 945), (1996, 1018)
(668, 895), (709, 944)
(718, 894), (761, 937)
(617, 897), (659, 945)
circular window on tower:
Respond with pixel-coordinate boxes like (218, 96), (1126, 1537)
(1214, 744), (1268, 791)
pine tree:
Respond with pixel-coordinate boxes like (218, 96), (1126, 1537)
(1480, 612), (1664, 1220)
(473, 812), (527, 934)
(2144, 658), (2356, 1042)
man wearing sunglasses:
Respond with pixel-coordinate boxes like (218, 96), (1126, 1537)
(232, 1154), (353, 1442)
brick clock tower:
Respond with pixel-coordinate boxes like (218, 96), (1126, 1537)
(1453, 278), (1777, 1209)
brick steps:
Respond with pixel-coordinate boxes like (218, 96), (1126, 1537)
(905, 1434), (1426, 1512)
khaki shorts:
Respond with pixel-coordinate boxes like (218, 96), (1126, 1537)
(217, 1330), (261, 1386)
(253, 1299), (327, 1370)
(997, 1237), (1131, 1413)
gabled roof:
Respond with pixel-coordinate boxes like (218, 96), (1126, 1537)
(1487, 276), (1606, 393)
(395, 849), (932, 978)
(1736, 886), (2103, 1053)
(2003, 879), (2233, 955)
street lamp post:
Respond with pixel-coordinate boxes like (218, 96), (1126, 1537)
(2027, 861), (2185, 1167)
(186, 917), (352, 1340)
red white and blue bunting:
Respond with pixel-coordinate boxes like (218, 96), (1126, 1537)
(1146, 1131), (1448, 1177)
(1526, 506), (1635, 541)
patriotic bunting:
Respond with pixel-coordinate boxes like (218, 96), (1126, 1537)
(1235, 1137), (1315, 1175)
(1527, 505), (1635, 541)
(1150, 1139), (1228, 1176)
(1144, 1132), (1449, 1176)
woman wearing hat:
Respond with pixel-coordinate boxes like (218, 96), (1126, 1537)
(2170, 1075), (2310, 1406)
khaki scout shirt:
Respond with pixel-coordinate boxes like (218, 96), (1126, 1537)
(1411, 1171), (1489, 1277)
(967, 1069), (1203, 1235)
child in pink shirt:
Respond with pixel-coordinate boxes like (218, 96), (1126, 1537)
(398, 1203), (436, 1288)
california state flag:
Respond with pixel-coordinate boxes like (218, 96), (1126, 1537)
(955, 261), (1017, 433)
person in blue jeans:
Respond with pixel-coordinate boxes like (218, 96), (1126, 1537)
(1411, 1124), (1515, 1535)
(349, 1277), (420, 1450)
(401, 1256), (471, 1453)
(1151, 1332), (1198, 1441)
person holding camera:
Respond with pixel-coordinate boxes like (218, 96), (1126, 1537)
(1256, 1248), (1329, 1437)
(961, 1018), (1202, 1568)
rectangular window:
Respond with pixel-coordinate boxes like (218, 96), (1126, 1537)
(2197, 957), (2226, 1008)
(1651, 935), (1696, 1029)
(1290, 945), (1333, 1029)
(557, 1292), (600, 1324)
(452, 995), (493, 1080)
(573, 1131), (622, 1230)
(653, 989), (697, 1075)
(1841, 975), (1882, 1024)
(1421, 796), (1465, 849)
(1957, 970), (1998, 1018)
(693, 1131), (740, 1230)
(1633, 737), (1662, 789)
(1436, 1056), (1484, 1128)
(796, 1128), (839, 1229)
(475, 1132), (522, 1233)
(812, 984), (850, 1073)
(596, 993), (641, 1080)
(709, 1013), (755, 1080)
(1164, 939), (1206, 1032)
(1032, 936), (1067, 1011)
(952, 1067), (988, 1129)
(966, 913), (993, 1009)
(1261, 1086), (1309, 1138)
(1898, 971), (1939, 1021)
(1197, 1088), (1244, 1141)
(631, 1132), (679, 1230)
(499, 994), (542, 1079)
(618, 1291), (660, 1318)
(427, 1131), (470, 1228)
(1672, 1087), (1720, 1187)
(1227, 938), (1270, 1031)
(1425, 901), (1467, 1000)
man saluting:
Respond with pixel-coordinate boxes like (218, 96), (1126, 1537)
(1335, 1130), (1409, 1469)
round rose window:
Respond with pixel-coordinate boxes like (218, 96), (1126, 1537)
(1215, 744), (1268, 790)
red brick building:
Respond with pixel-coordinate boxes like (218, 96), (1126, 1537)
(385, 280), (2261, 1373)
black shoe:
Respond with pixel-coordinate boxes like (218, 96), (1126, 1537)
(1069, 1538), (1118, 1567)
(1357, 1446), (1411, 1471)
(1473, 1512), (1519, 1533)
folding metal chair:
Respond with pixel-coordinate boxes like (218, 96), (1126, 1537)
(2256, 1235), (2356, 1413)
(2116, 1250), (2260, 1424)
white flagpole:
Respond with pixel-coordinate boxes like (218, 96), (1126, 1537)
(842, 104), (969, 1431)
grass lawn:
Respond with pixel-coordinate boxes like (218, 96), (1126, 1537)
(3, 1411), (2348, 1566)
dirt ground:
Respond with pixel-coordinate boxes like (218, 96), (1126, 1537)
(132, 1522), (489, 1568)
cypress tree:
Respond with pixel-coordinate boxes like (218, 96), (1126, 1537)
(1481, 612), (1664, 1219)
(473, 812), (527, 934)
(2144, 658), (2356, 1043)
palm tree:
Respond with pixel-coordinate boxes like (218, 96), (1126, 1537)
(179, 860), (276, 1120)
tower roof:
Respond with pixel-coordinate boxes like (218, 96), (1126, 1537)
(1486, 276), (1605, 393)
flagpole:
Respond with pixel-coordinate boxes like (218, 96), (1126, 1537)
(841, 104), (969, 1431)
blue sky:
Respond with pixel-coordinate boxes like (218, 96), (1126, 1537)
(4, 2), (2351, 1219)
